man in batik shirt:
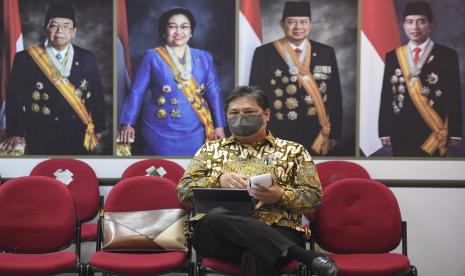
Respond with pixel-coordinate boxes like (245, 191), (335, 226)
(177, 86), (338, 276)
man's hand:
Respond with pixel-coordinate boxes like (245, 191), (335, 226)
(219, 173), (249, 189)
(1, 136), (25, 153)
(447, 138), (461, 148)
(381, 137), (391, 147)
(328, 139), (337, 150)
(248, 182), (284, 209)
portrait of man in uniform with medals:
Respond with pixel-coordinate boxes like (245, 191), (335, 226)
(0, 0), (112, 156)
(117, 0), (235, 156)
(249, 0), (357, 157)
(378, 1), (464, 157)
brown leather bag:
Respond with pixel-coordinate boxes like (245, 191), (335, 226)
(102, 209), (187, 252)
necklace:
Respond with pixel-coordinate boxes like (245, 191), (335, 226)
(166, 45), (192, 81)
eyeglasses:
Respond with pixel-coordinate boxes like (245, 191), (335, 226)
(47, 23), (74, 32)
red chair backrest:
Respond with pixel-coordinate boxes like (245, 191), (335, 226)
(30, 158), (100, 222)
(105, 176), (189, 212)
(316, 161), (370, 189)
(0, 176), (76, 252)
(313, 178), (402, 253)
(121, 159), (185, 184)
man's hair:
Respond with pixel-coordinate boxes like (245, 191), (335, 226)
(158, 7), (196, 40)
(225, 86), (270, 111)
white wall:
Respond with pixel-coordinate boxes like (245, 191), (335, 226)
(1, 158), (465, 276)
(391, 187), (465, 276)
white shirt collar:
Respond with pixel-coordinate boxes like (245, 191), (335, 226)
(289, 39), (308, 52)
(48, 42), (69, 58)
(408, 38), (431, 54)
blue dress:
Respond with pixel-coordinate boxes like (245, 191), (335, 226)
(120, 47), (226, 156)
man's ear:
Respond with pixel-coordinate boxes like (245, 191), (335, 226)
(264, 108), (271, 122)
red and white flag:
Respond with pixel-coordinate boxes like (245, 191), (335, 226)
(359, 0), (401, 156)
(116, 0), (132, 121)
(1, 0), (23, 128)
(238, 0), (262, 85)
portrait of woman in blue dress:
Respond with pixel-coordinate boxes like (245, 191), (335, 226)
(118, 7), (227, 156)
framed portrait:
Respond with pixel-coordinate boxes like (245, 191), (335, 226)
(243, 0), (357, 157)
(360, 0), (465, 158)
(116, 0), (236, 157)
(0, 0), (113, 156)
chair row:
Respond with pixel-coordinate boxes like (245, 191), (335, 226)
(0, 159), (418, 275)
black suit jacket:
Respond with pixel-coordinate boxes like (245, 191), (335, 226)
(249, 39), (342, 155)
(5, 45), (105, 155)
(378, 43), (462, 156)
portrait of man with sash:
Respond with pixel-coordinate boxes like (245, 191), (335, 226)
(249, 0), (357, 156)
(378, 1), (463, 157)
(1, 0), (112, 155)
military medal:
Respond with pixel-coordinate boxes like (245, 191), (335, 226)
(170, 98), (178, 105)
(156, 109), (167, 119)
(162, 85), (172, 93)
(304, 95), (313, 105)
(171, 109), (181, 119)
(287, 111), (298, 120)
(285, 97), (299, 110)
(286, 84), (297, 95)
(31, 103), (40, 113)
(156, 96), (166, 105)
(36, 82), (44, 90)
(426, 73), (438, 85)
(274, 69), (283, 77)
(275, 112), (284, 120)
(273, 99), (283, 110)
(289, 66), (299, 76)
(274, 88), (284, 97)
(180, 71), (192, 81)
(32, 91), (41, 101)
(41, 106), (51, 115)
(307, 107), (317, 116)
(42, 93), (49, 101)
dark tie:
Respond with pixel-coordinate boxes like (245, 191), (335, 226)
(56, 53), (63, 63)
(413, 47), (421, 65)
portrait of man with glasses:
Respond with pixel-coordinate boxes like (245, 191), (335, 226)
(2, 2), (106, 155)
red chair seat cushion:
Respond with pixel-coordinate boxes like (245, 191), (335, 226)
(81, 223), (97, 241)
(202, 257), (299, 275)
(328, 253), (411, 276)
(89, 251), (187, 274)
(0, 251), (77, 275)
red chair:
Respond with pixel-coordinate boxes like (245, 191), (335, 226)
(310, 178), (417, 276)
(304, 161), (371, 223)
(0, 176), (82, 275)
(315, 161), (370, 190)
(86, 176), (193, 275)
(121, 159), (185, 183)
(30, 158), (101, 241)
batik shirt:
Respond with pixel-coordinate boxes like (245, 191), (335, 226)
(177, 132), (323, 233)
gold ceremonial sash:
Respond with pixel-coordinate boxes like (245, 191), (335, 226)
(273, 39), (331, 155)
(395, 46), (448, 156)
(155, 47), (215, 140)
(27, 45), (98, 151)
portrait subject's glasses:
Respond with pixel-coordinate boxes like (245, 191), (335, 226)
(47, 23), (74, 32)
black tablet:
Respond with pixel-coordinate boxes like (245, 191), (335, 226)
(192, 188), (254, 215)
